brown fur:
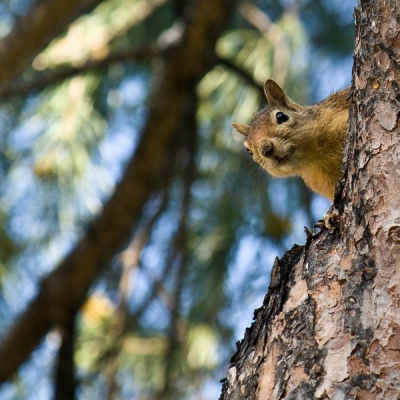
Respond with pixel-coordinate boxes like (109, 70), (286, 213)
(232, 80), (350, 201)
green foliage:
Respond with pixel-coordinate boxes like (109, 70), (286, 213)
(31, 75), (106, 181)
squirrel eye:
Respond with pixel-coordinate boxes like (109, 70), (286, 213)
(275, 112), (289, 124)
(245, 147), (253, 156)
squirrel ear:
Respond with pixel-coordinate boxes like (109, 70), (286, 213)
(232, 122), (250, 136)
(264, 80), (299, 110)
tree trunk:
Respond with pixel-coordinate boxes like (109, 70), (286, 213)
(220, 0), (400, 398)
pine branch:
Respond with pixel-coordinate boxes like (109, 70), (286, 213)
(0, 0), (105, 91)
(0, 47), (157, 100)
(54, 315), (77, 400)
(160, 88), (197, 398)
(0, 0), (238, 383)
(217, 56), (264, 98)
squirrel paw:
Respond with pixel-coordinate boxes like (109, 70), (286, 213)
(315, 206), (339, 231)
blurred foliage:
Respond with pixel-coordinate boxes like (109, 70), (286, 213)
(0, 0), (355, 399)
(32, 75), (106, 181)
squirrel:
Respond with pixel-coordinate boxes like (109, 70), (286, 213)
(232, 80), (350, 202)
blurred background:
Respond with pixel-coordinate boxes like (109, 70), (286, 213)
(0, 0), (355, 399)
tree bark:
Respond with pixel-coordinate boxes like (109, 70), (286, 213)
(220, 0), (400, 398)
(0, 0), (237, 383)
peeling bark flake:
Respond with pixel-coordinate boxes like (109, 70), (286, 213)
(258, 343), (280, 399)
(282, 279), (308, 312)
(375, 101), (397, 131)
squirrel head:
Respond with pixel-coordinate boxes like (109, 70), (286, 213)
(232, 80), (350, 200)
(232, 80), (317, 178)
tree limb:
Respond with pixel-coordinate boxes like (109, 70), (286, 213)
(0, 0), (107, 91)
(0, 47), (157, 100)
(54, 315), (77, 400)
(217, 56), (264, 98)
(0, 0), (238, 383)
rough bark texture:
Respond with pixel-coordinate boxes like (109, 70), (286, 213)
(0, 0), (237, 383)
(220, 0), (400, 398)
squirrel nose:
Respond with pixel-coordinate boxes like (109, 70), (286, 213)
(261, 143), (273, 158)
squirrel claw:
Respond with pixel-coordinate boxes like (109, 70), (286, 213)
(315, 207), (339, 231)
